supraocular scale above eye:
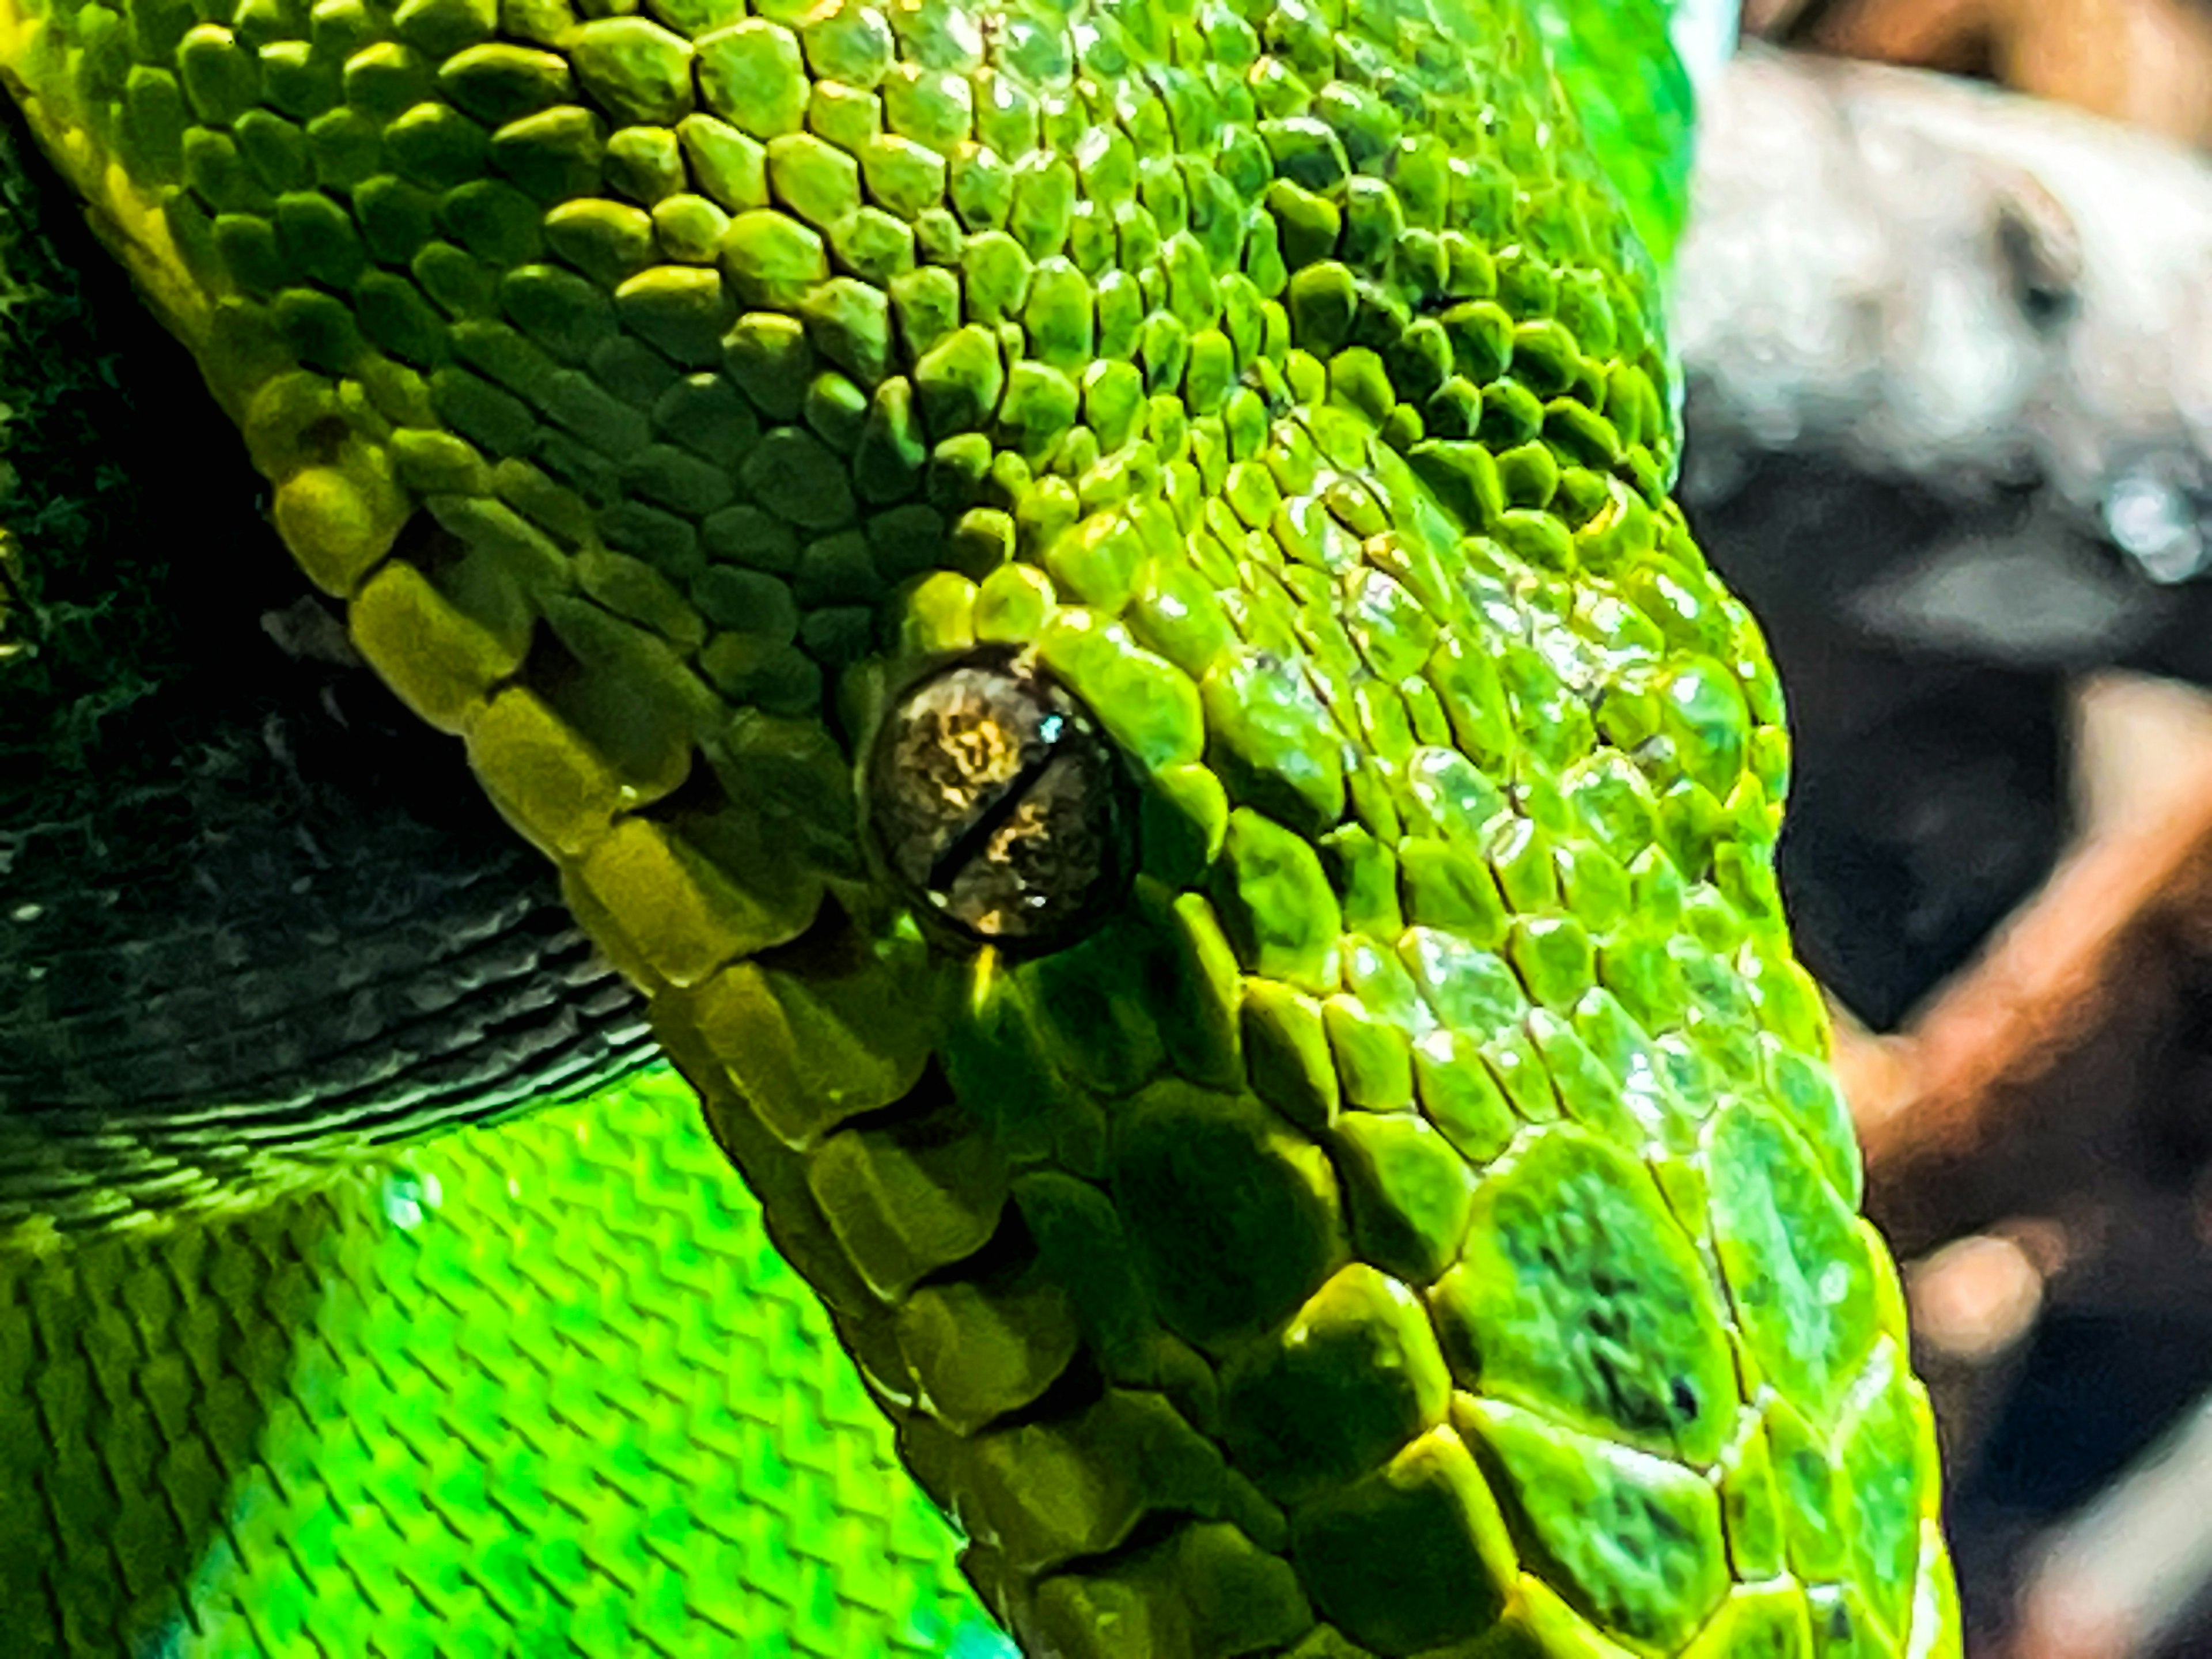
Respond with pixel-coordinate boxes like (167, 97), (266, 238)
(866, 655), (1132, 950)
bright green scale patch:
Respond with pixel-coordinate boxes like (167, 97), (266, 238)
(0, 0), (1957, 1653)
(0, 1071), (1010, 1657)
(1533, 0), (1700, 267)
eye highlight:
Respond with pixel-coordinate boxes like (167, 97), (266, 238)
(866, 657), (1132, 950)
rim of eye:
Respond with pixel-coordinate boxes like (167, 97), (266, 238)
(863, 654), (1133, 952)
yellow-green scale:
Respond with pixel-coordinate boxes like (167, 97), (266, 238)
(0, 0), (1963, 1651)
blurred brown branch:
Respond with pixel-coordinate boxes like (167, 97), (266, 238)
(1830, 677), (2212, 1657)
(1843, 677), (2212, 1255)
(1752, 0), (2212, 150)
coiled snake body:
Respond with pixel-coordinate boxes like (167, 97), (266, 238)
(0, 0), (1960, 1653)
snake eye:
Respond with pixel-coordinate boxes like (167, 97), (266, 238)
(866, 657), (1131, 950)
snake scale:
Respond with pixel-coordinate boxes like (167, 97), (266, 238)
(0, 0), (1960, 1652)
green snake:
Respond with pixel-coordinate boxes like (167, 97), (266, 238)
(0, 0), (1961, 1652)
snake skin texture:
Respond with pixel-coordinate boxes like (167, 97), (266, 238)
(0, 1069), (1013, 1654)
(0, 0), (1962, 1652)
(1, 745), (664, 1232)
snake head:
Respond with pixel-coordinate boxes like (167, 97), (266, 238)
(0, 0), (1959, 1650)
